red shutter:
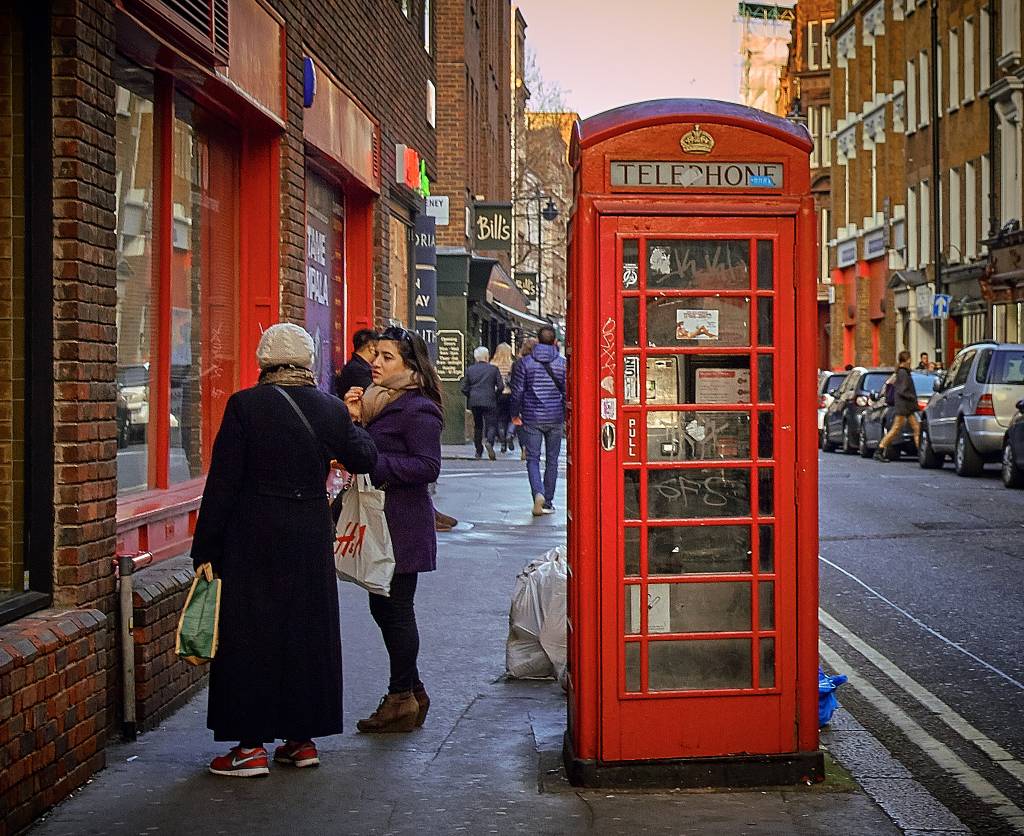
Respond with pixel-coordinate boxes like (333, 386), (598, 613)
(123, 0), (230, 66)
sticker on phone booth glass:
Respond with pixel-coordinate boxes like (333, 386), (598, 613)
(623, 355), (640, 404)
(676, 308), (720, 341)
(601, 398), (617, 420)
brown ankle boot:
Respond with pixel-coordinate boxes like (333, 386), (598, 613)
(412, 685), (430, 727)
(356, 692), (418, 733)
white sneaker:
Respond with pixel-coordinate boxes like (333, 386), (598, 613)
(532, 493), (546, 516)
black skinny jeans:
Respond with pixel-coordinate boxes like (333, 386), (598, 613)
(368, 572), (422, 694)
(470, 406), (497, 454)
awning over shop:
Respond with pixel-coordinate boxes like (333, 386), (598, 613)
(489, 298), (549, 328)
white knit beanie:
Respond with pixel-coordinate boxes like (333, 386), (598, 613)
(256, 323), (316, 371)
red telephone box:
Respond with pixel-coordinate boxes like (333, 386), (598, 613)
(564, 100), (822, 786)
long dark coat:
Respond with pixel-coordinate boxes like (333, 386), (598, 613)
(190, 383), (377, 742)
(366, 391), (443, 573)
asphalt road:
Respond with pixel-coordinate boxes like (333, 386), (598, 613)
(818, 446), (1024, 835)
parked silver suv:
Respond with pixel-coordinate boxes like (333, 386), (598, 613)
(919, 342), (1024, 476)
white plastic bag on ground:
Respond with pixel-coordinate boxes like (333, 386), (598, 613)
(506, 547), (567, 680)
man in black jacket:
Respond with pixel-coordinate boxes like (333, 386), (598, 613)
(460, 346), (502, 459)
(333, 329), (379, 398)
(875, 350), (921, 461)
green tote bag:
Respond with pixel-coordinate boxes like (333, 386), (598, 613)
(175, 563), (222, 666)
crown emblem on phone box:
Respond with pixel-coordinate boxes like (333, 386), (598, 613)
(680, 125), (715, 154)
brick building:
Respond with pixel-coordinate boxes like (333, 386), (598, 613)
(984, 0), (1024, 342)
(433, 0), (527, 442)
(826, 0), (991, 369)
(0, 0), (436, 828)
(787, 0), (836, 369)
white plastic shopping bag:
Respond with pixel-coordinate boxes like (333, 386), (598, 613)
(334, 474), (395, 596)
(506, 547), (567, 680)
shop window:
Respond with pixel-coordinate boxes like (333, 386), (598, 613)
(115, 59), (239, 497)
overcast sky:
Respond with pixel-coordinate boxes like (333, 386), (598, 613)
(513, 0), (748, 119)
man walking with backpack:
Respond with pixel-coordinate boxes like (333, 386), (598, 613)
(511, 325), (567, 516)
(875, 350), (920, 461)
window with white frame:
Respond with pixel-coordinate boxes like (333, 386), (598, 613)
(964, 17), (975, 104)
(949, 167), (961, 261)
(949, 29), (959, 111)
(920, 180), (931, 266)
(807, 21), (823, 69)
(423, 0), (431, 51)
(982, 153), (991, 241)
(981, 8), (991, 90)
(907, 58), (917, 132)
(808, 106), (820, 167)
(823, 19), (835, 67)
(937, 43), (943, 118)
(820, 208), (830, 282)
(965, 159), (977, 258)
(1003, 0), (1021, 60)
(919, 50), (929, 126)
(822, 106), (832, 166)
(908, 185), (919, 268)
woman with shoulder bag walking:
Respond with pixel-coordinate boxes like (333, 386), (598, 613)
(491, 342), (515, 453)
(510, 338), (537, 460)
(191, 323), (377, 777)
(342, 326), (444, 732)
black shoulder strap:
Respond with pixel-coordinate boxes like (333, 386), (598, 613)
(272, 385), (318, 447)
(537, 360), (566, 397)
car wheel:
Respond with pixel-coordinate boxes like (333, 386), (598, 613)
(1002, 438), (1024, 489)
(954, 424), (984, 477)
(858, 429), (872, 458)
(822, 425), (838, 453)
(918, 423), (943, 469)
(842, 421), (856, 454)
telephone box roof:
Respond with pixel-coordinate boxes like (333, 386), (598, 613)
(570, 98), (813, 165)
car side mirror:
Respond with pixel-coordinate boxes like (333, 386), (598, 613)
(933, 374), (945, 391)
(1017, 398), (1024, 413)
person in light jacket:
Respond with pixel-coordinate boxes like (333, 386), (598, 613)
(460, 346), (502, 459)
(510, 325), (567, 516)
(342, 326), (443, 733)
(192, 323), (377, 777)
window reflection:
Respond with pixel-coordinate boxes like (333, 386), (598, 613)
(647, 468), (750, 519)
(647, 240), (750, 290)
(647, 411), (750, 462)
(648, 525), (752, 574)
(646, 296), (750, 347)
(649, 638), (752, 691)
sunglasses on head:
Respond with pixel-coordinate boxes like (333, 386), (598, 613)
(379, 326), (415, 344)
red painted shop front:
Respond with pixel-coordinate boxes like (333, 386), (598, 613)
(565, 100), (822, 786)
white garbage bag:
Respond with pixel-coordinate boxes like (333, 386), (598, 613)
(506, 547), (567, 680)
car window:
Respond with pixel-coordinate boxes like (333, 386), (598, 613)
(861, 372), (890, 394)
(825, 373), (847, 395)
(840, 372), (860, 396)
(975, 349), (993, 383)
(911, 372), (936, 395)
(952, 350), (976, 388)
(988, 349), (1024, 384)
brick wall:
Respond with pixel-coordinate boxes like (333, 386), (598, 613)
(0, 609), (108, 835)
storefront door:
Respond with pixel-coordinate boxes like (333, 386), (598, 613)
(598, 215), (798, 762)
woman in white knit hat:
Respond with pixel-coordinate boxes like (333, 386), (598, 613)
(190, 323), (378, 777)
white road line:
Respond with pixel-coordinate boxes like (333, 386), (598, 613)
(821, 608), (1024, 786)
(819, 554), (1024, 692)
(820, 641), (1024, 833)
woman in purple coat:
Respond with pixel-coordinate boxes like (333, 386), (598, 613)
(342, 326), (443, 733)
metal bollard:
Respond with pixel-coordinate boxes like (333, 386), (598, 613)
(114, 551), (153, 741)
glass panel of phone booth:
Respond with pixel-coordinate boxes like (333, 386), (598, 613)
(604, 217), (796, 760)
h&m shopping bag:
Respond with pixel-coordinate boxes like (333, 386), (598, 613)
(334, 474), (395, 597)
(175, 563), (222, 666)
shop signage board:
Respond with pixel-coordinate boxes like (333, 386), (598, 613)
(863, 228), (886, 260)
(473, 202), (512, 251)
(836, 238), (858, 268)
(436, 330), (465, 381)
(515, 271), (538, 300)
(425, 195), (449, 226)
(414, 215), (438, 362)
(304, 172), (342, 393)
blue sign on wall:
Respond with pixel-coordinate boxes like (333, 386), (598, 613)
(931, 293), (952, 320)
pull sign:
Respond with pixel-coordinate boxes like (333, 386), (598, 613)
(601, 422), (616, 451)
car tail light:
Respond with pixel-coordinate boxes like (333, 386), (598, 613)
(917, 399), (929, 412)
(855, 395), (868, 407)
(975, 393), (995, 416)
(818, 394), (827, 409)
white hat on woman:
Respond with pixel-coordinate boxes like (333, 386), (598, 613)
(256, 323), (316, 371)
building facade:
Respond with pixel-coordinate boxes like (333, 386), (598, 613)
(0, 0), (436, 827)
(827, 0), (991, 369)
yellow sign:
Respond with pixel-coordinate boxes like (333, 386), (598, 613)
(680, 124), (715, 155)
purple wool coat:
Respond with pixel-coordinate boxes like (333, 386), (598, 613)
(365, 390), (443, 573)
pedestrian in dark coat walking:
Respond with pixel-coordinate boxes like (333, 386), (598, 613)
(342, 325), (443, 733)
(460, 346), (502, 459)
(875, 350), (921, 461)
(333, 328), (379, 398)
(192, 323), (377, 777)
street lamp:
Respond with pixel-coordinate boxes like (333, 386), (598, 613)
(535, 195), (559, 318)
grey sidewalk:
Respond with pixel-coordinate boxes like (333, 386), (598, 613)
(32, 458), (900, 836)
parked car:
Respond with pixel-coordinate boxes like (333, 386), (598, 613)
(822, 366), (894, 453)
(817, 370), (848, 449)
(1001, 398), (1024, 488)
(919, 343), (1024, 476)
(857, 371), (937, 459)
